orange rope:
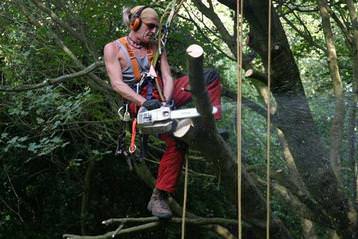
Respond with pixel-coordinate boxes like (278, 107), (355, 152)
(129, 119), (137, 154)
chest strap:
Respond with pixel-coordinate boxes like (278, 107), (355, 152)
(119, 37), (153, 82)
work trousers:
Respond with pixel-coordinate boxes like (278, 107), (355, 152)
(155, 71), (222, 193)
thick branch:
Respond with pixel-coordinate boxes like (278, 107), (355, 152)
(63, 222), (159, 239)
(187, 44), (216, 129)
(0, 62), (104, 92)
(102, 216), (238, 226)
(317, 0), (345, 179)
(183, 44), (292, 238)
(64, 215), (241, 239)
(245, 69), (268, 83)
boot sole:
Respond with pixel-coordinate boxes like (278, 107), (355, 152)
(152, 212), (173, 219)
(147, 202), (172, 219)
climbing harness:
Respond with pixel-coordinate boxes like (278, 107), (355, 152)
(115, 36), (157, 155)
(118, 37), (154, 82)
(115, 0), (186, 157)
(115, 0), (178, 153)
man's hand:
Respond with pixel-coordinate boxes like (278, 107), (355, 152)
(142, 99), (162, 110)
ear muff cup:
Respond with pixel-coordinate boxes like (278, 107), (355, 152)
(130, 6), (147, 31)
(130, 18), (141, 31)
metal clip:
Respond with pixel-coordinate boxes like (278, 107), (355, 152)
(118, 104), (131, 122)
(123, 104), (131, 122)
(118, 106), (125, 120)
(129, 144), (136, 154)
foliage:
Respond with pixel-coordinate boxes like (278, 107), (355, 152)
(0, 0), (357, 238)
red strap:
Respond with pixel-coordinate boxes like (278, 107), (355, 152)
(129, 119), (137, 154)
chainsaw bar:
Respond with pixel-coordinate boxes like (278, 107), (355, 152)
(137, 106), (217, 126)
(170, 107), (217, 119)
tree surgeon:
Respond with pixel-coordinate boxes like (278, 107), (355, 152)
(104, 5), (222, 219)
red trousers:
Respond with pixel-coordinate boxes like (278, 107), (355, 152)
(131, 71), (221, 192)
(155, 74), (222, 193)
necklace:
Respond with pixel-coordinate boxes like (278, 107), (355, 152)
(127, 36), (143, 49)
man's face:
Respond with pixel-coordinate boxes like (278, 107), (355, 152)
(138, 20), (159, 43)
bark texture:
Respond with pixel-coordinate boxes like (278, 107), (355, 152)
(317, 0), (345, 179)
(180, 44), (292, 238)
(216, 0), (358, 237)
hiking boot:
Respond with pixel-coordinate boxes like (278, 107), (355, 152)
(147, 188), (173, 219)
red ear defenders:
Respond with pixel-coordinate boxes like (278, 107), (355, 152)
(130, 6), (148, 31)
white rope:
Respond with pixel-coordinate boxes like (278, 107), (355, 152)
(181, 155), (189, 239)
(237, 0), (244, 239)
(266, 0), (272, 238)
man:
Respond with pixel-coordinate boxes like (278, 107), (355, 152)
(104, 5), (222, 219)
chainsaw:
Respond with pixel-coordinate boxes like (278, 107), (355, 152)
(137, 106), (218, 134)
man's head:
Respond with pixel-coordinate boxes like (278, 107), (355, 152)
(123, 6), (159, 43)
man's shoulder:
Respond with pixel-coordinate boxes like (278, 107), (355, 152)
(104, 36), (122, 47)
(104, 40), (121, 60)
(104, 41), (116, 53)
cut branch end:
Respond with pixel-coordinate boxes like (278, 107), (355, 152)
(186, 44), (204, 58)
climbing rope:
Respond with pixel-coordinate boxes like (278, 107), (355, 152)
(266, 0), (272, 238)
(236, 0), (244, 238)
(151, 0), (186, 102)
(152, 1), (190, 238)
(181, 155), (189, 239)
(129, 118), (137, 154)
(237, 1), (272, 238)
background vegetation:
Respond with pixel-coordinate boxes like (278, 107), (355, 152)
(0, 0), (357, 238)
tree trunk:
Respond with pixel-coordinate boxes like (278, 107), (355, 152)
(317, 0), (345, 180)
(345, 0), (358, 205)
(241, 0), (358, 236)
(182, 44), (292, 238)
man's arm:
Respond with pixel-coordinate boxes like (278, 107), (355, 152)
(104, 42), (146, 106)
(159, 51), (174, 102)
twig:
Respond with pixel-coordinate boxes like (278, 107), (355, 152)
(192, 0), (236, 56)
(181, 4), (236, 61)
(2, 167), (24, 223)
(111, 224), (124, 238)
(64, 216), (239, 239)
(29, 0), (96, 58)
(63, 222), (159, 239)
(102, 216), (238, 226)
